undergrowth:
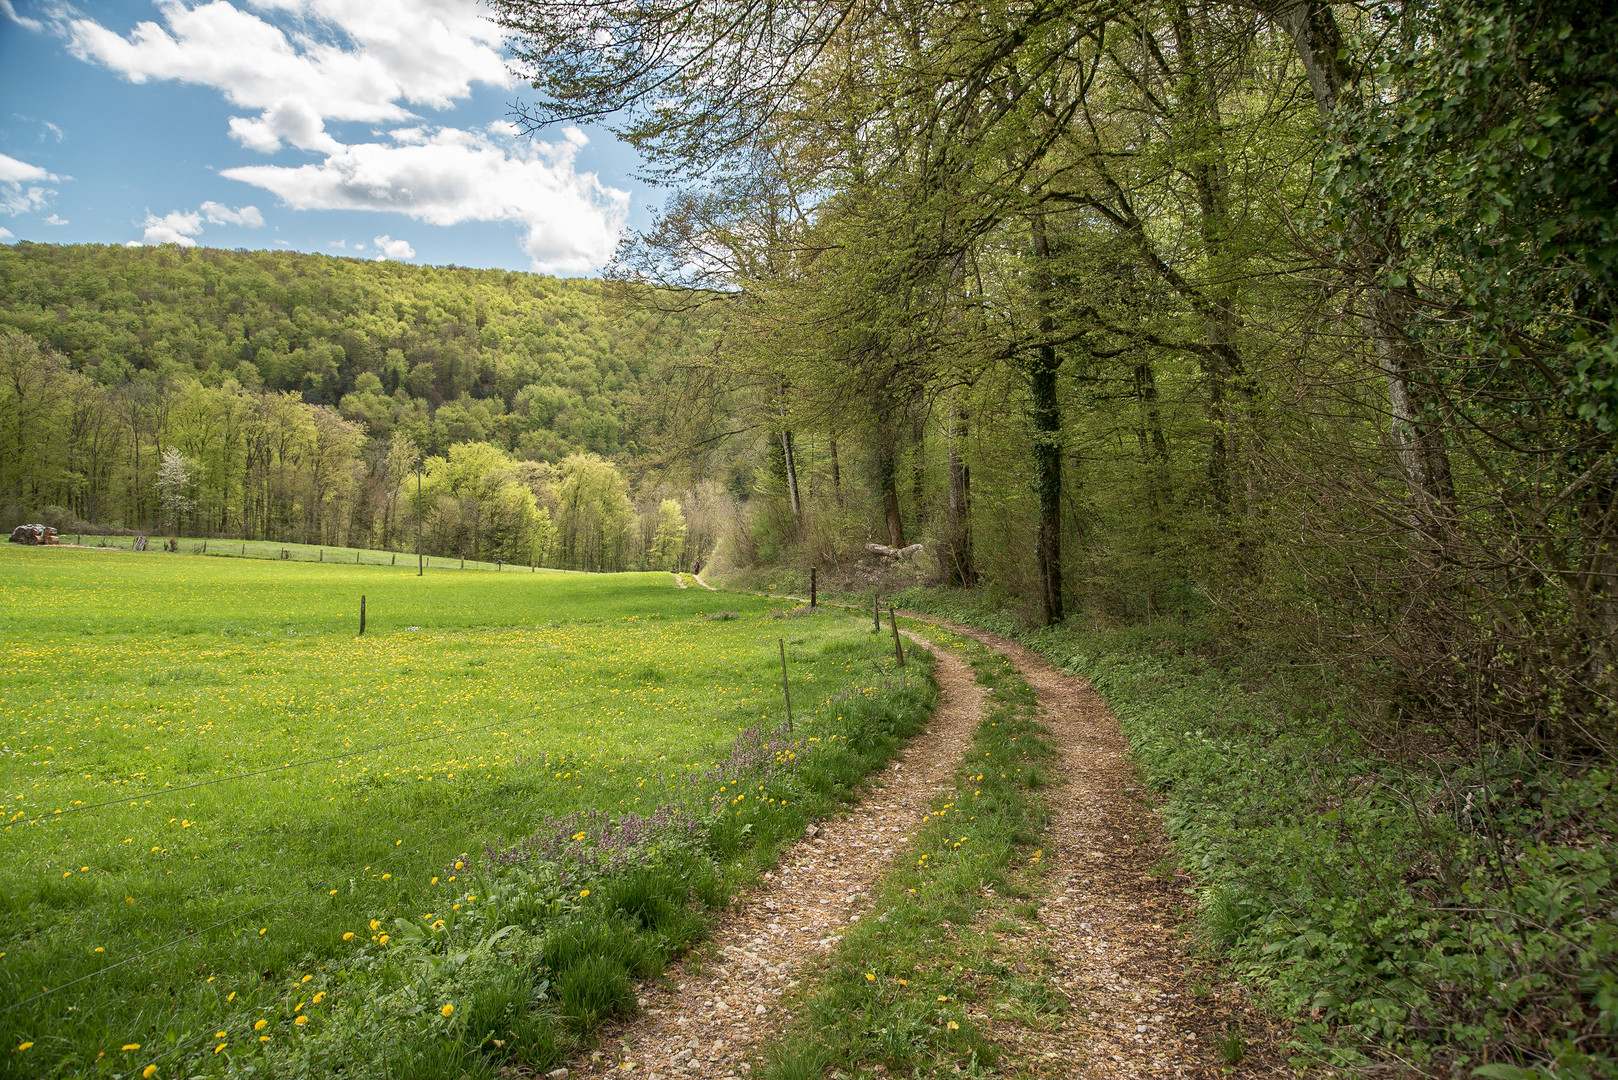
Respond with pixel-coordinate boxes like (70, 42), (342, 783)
(895, 588), (1618, 1080)
(759, 628), (1056, 1079)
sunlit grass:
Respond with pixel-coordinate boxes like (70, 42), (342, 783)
(0, 546), (912, 1078)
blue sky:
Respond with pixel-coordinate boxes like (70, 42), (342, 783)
(0, 0), (654, 274)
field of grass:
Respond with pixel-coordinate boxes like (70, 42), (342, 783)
(0, 547), (932, 1079)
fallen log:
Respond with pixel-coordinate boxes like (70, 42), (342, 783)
(865, 542), (924, 560)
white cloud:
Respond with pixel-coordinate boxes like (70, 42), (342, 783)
(43, 213), (68, 226)
(372, 234), (413, 260)
(41, 121), (65, 142)
(0, 226), (14, 241)
(224, 126), (629, 273)
(68, 0), (509, 148)
(1, 0), (42, 31)
(64, 0), (628, 271)
(228, 97), (341, 153)
(129, 202), (263, 246)
(0, 152), (60, 217)
(136, 209), (204, 245)
(0, 152), (55, 184)
(201, 200), (264, 227)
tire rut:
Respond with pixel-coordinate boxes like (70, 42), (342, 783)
(576, 634), (983, 1080)
(915, 616), (1293, 1079)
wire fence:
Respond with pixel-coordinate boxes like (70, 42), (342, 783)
(50, 533), (545, 573)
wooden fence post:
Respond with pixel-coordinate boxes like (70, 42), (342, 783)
(778, 638), (793, 732)
(810, 566), (817, 607)
(889, 608), (905, 666)
(360, 595), (367, 635)
(873, 592), (881, 633)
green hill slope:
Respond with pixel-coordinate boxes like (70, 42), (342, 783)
(0, 242), (704, 461)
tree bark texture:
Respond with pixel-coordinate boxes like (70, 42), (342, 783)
(875, 435), (906, 549)
(1030, 213), (1064, 625)
(944, 395), (977, 587)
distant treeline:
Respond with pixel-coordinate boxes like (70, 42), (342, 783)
(0, 244), (728, 570)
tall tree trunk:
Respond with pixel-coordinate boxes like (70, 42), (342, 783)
(911, 413), (927, 530)
(1274, 0), (1455, 518)
(1134, 360), (1170, 515)
(944, 394), (977, 587)
(1029, 213), (1064, 625)
(829, 435), (843, 505)
(780, 429), (802, 533)
(1171, 3), (1244, 515)
(875, 435), (906, 549)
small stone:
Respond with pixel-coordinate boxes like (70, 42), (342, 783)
(548, 1070), (570, 1080)
(755, 1004), (766, 1015)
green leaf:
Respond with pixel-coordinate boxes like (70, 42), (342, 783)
(1472, 1065), (1540, 1079)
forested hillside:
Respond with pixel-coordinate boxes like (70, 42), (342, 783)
(0, 243), (722, 567)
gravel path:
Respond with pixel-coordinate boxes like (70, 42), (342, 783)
(562, 617), (1291, 1079)
(575, 633), (984, 1079)
(928, 619), (1293, 1079)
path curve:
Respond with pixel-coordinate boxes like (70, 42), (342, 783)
(910, 615), (1290, 1079)
(579, 633), (982, 1079)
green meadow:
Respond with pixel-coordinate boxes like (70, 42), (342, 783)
(0, 547), (933, 1079)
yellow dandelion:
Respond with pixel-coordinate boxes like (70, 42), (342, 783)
(441, 1003), (454, 1017)
(369, 920), (381, 932)
(17, 1042), (32, 1051)
(579, 889), (590, 898)
(143, 1067), (158, 1079)
(947, 1020), (960, 1030)
(227, 992), (236, 1002)
(343, 932), (355, 941)
(259, 1036), (270, 1043)
(865, 972), (875, 981)
(122, 1043), (141, 1051)
(312, 992), (325, 1004)
(254, 1020), (267, 1032)
(294, 1016), (308, 1026)
(214, 1043), (227, 1054)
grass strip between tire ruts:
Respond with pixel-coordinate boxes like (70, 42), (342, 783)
(757, 625), (1058, 1080)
